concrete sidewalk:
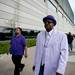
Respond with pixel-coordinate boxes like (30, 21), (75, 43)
(0, 47), (75, 75)
(65, 49), (75, 75)
(0, 47), (35, 75)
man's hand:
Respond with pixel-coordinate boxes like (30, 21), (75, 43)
(56, 72), (62, 75)
(24, 46), (28, 58)
(24, 54), (28, 58)
(32, 66), (35, 71)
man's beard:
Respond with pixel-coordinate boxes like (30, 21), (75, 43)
(15, 33), (19, 35)
(46, 28), (52, 32)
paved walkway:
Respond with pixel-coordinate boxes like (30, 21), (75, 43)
(0, 46), (75, 75)
(0, 47), (35, 75)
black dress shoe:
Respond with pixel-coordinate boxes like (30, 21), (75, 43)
(19, 64), (25, 72)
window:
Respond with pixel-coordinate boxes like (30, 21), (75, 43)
(48, 1), (56, 12)
(56, 8), (58, 12)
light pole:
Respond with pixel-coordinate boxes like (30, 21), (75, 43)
(12, 0), (20, 36)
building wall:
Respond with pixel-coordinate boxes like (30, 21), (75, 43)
(47, 0), (74, 33)
(0, 0), (47, 31)
(55, 0), (74, 23)
(0, 0), (74, 33)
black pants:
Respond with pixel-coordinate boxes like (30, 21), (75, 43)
(12, 55), (23, 75)
(39, 65), (44, 75)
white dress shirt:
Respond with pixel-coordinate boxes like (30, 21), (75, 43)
(41, 29), (54, 65)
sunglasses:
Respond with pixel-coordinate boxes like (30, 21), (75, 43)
(44, 21), (53, 24)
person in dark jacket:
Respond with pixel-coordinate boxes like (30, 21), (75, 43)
(67, 32), (74, 52)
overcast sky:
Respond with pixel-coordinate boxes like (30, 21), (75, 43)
(68, 0), (75, 23)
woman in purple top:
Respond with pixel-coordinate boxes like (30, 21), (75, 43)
(10, 27), (27, 75)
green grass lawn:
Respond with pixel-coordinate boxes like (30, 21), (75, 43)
(26, 38), (36, 47)
(0, 38), (36, 54)
(0, 41), (10, 54)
